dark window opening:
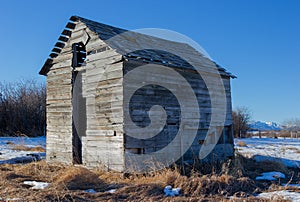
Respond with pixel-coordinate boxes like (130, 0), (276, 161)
(217, 130), (224, 144)
(217, 125), (234, 145)
(87, 46), (110, 55)
(225, 125), (234, 144)
(126, 148), (144, 154)
(72, 42), (86, 68)
(167, 122), (178, 126)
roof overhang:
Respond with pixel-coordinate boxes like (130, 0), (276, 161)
(39, 16), (80, 76)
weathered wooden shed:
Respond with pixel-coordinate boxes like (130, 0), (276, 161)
(39, 16), (235, 172)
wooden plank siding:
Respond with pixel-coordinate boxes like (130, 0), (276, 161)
(80, 28), (125, 171)
(42, 16), (235, 172)
(123, 60), (234, 166)
(46, 65), (73, 163)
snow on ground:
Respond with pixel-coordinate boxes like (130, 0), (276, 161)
(164, 185), (181, 196)
(283, 184), (300, 188)
(255, 171), (285, 181)
(0, 136), (299, 200)
(257, 190), (300, 202)
(85, 189), (98, 193)
(0, 136), (46, 164)
(106, 189), (117, 194)
(235, 137), (300, 201)
(235, 137), (300, 168)
(0, 197), (21, 201)
(23, 181), (50, 189)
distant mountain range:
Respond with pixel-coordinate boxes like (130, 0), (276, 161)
(249, 121), (282, 131)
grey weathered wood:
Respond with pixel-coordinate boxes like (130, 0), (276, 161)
(41, 16), (235, 171)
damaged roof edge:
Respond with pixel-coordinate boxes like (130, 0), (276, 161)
(39, 16), (79, 76)
(39, 58), (53, 76)
(214, 62), (237, 79)
(39, 16), (236, 79)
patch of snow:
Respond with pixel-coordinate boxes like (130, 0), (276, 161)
(254, 155), (300, 168)
(256, 172), (285, 181)
(0, 136), (46, 147)
(282, 184), (300, 188)
(235, 137), (300, 168)
(23, 181), (49, 189)
(258, 190), (300, 202)
(106, 189), (117, 193)
(85, 189), (97, 193)
(164, 185), (181, 196)
(0, 136), (46, 165)
(0, 198), (21, 201)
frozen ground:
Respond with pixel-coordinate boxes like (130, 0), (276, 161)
(257, 190), (300, 202)
(0, 136), (46, 164)
(0, 136), (299, 201)
(235, 137), (300, 168)
(2, 136), (298, 168)
(235, 137), (300, 201)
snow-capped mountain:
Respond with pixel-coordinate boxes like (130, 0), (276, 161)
(249, 121), (282, 131)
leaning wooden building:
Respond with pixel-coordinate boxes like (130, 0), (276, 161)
(39, 16), (235, 172)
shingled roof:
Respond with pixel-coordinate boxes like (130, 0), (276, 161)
(39, 16), (235, 78)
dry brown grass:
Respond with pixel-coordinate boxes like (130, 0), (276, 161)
(14, 160), (65, 181)
(52, 166), (109, 191)
(259, 160), (290, 175)
(237, 141), (247, 147)
(167, 173), (258, 197)
(284, 147), (299, 151)
(0, 159), (297, 201)
(11, 144), (46, 152)
(233, 153), (292, 180)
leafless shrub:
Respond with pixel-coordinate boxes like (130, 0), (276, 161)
(0, 79), (45, 137)
(232, 107), (252, 138)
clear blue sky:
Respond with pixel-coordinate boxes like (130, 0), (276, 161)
(0, 0), (299, 123)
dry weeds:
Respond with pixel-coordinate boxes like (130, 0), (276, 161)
(232, 154), (292, 180)
(0, 158), (298, 202)
(11, 144), (46, 152)
(52, 166), (109, 191)
(237, 141), (247, 147)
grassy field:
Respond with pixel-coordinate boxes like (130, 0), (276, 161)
(0, 137), (299, 201)
(0, 156), (298, 201)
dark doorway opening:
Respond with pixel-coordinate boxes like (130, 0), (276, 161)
(71, 42), (87, 164)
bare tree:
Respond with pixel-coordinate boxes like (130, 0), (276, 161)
(232, 107), (252, 138)
(283, 118), (300, 138)
(283, 118), (300, 128)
